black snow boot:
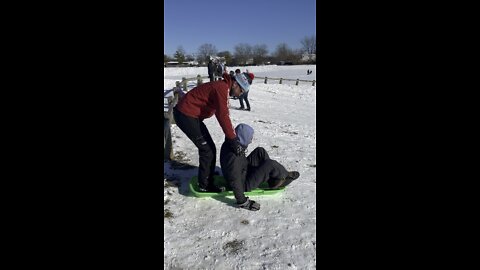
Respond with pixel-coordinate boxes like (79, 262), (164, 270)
(268, 171), (300, 189)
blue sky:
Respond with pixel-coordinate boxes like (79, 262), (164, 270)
(164, 0), (316, 56)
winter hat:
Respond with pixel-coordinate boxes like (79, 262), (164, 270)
(234, 73), (250, 93)
(235, 123), (254, 147)
(243, 72), (254, 84)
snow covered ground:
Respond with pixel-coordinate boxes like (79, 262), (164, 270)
(164, 65), (316, 269)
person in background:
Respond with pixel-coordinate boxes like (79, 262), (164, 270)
(238, 72), (254, 111)
(233, 69), (243, 102)
(230, 69), (242, 100)
(215, 61), (224, 81)
(173, 71), (251, 192)
(220, 123), (300, 211)
(207, 59), (215, 82)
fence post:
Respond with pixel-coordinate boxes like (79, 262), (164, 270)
(182, 77), (187, 91)
(279, 78), (282, 84)
(197, 74), (202, 85)
(312, 80), (316, 86)
(296, 79), (299, 86)
(164, 117), (174, 160)
(170, 93), (178, 125)
(264, 77), (267, 84)
(167, 96), (173, 120)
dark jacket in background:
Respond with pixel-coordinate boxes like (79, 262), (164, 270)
(216, 63), (223, 76)
(207, 61), (215, 82)
(207, 61), (214, 76)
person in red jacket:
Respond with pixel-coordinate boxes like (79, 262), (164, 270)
(173, 71), (251, 192)
(238, 71), (254, 111)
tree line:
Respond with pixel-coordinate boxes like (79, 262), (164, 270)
(164, 35), (316, 66)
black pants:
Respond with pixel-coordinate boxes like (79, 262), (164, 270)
(173, 108), (216, 188)
(208, 74), (214, 82)
(244, 147), (288, 191)
(239, 91), (250, 109)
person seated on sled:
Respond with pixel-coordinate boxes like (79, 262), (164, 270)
(220, 123), (300, 211)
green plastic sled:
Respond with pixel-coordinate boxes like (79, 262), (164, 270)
(189, 175), (285, 198)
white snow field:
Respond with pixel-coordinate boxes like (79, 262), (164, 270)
(164, 65), (316, 269)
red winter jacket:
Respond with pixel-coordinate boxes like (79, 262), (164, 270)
(175, 73), (236, 139)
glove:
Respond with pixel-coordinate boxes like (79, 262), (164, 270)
(228, 138), (245, 156)
(236, 197), (260, 211)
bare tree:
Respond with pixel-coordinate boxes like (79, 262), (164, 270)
(217, 51), (233, 65)
(185, 54), (195, 61)
(174, 46), (186, 64)
(273, 43), (294, 63)
(291, 49), (304, 64)
(252, 44), (268, 65)
(197, 44), (217, 64)
(234, 43), (252, 65)
(301, 35), (316, 54)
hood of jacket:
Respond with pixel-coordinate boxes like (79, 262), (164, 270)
(235, 123), (254, 147)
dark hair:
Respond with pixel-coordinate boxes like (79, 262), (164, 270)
(235, 69), (241, 74)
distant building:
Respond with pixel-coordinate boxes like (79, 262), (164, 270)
(210, 56), (226, 64)
(277, 61), (293, 65)
(245, 58), (254, 65)
(301, 53), (316, 62)
(165, 61), (199, 67)
(186, 60), (199, 66)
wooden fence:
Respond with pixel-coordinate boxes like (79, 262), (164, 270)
(187, 74), (316, 86)
(163, 74), (316, 160)
(164, 89), (178, 160)
(262, 76), (316, 86)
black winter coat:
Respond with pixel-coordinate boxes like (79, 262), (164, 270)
(207, 62), (214, 75)
(220, 141), (248, 203)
